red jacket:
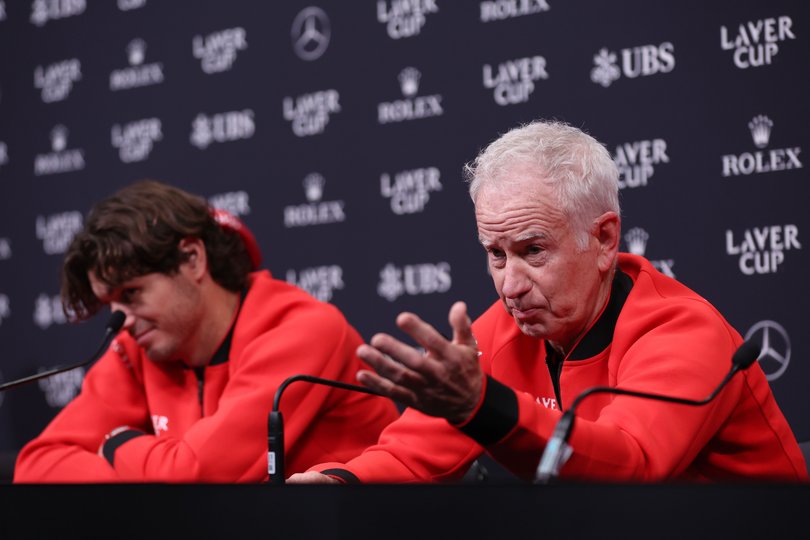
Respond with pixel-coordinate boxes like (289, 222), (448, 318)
(311, 254), (807, 483)
(14, 271), (399, 483)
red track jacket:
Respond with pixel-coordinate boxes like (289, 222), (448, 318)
(310, 254), (807, 483)
(14, 271), (399, 482)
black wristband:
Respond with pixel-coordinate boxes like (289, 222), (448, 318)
(102, 429), (146, 466)
(458, 375), (518, 446)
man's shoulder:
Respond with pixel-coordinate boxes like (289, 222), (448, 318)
(618, 253), (737, 338)
(239, 270), (354, 331)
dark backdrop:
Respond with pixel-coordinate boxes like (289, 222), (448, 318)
(0, 0), (807, 478)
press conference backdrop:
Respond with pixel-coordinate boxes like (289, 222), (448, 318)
(0, 1), (807, 475)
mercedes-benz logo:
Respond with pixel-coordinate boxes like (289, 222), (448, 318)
(745, 320), (791, 381)
(291, 7), (330, 61)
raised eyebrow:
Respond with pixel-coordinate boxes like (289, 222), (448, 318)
(479, 232), (546, 248)
(515, 232), (546, 243)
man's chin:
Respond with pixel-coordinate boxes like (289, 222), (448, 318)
(144, 346), (177, 364)
(514, 318), (549, 339)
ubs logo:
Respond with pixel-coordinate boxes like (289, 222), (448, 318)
(591, 42), (675, 87)
(744, 320), (790, 381)
(377, 0), (438, 39)
(377, 262), (452, 301)
(291, 6), (330, 61)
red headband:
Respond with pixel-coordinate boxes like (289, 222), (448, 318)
(210, 208), (262, 270)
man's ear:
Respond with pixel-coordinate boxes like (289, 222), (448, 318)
(178, 237), (207, 280)
(593, 211), (620, 273)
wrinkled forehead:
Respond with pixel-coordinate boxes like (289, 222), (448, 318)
(474, 172), (556, 213)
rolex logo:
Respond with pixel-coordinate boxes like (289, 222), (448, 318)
(399, 67), (421, 97)
(624, 227), (649, 256)
(303, 173), (325, 202)
(748, 115), (773, 149)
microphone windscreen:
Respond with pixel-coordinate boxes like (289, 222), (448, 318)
(107, 310), (126, 333)
(732, 340), (760, 370)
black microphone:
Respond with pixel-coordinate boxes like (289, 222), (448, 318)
(267, 374), (386, 485)
(534, 340), (761, 483)
(0, 310), (126, 392)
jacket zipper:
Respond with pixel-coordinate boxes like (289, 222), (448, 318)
(545, 355), (564, 411)
(194, 367), (205, 415)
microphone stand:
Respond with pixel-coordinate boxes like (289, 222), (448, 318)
(0, 311), (125, 392)
(267, 374), (386, 485)
(534, 340), (760, 483)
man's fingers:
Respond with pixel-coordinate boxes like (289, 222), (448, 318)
(357, 343), (429, 387)
(357, 370), (418, 406)
(449, 301), (475, 347)
(287, 472), (339, 485)
(366, 332), (443, 381)
(395, 311), (457, 361)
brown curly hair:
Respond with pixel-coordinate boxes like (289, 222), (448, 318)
(62, 180), (254, 321)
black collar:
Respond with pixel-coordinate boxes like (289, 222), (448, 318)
(544, 269), (633, 363)
(198, 287), (248, 369)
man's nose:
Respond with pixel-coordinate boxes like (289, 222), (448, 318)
(500, 259), (532, 298)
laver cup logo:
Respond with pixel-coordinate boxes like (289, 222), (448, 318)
(482, 55), (548, 106)
(725, 224), (801, 275)
(283, 89), (341, 137)
(380, 166), (442, 214)
(721, 16), (795, 69)
(377, 0), (438, 39)
(286, 265), (345, 302)
(34, 58), (82, 103)
(111, 118), (162, 163)
(613, 138), (669, 189)
(192, 27), (247, 74)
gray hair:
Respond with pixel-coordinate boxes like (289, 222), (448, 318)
(464, 119), (620, 249)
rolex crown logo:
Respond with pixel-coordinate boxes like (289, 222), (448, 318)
(398, 67), (421, 98)
(624, 227), (649, 256)
(51, 125), (68, 152)
(303, 173), (325, 202)
(748, 115), (773, 149)
(127, 39), (147, 66)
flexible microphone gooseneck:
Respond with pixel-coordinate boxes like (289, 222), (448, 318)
(267, 374), (386, 485)
(534, 340), (761, 483)
(0, 310), (126, 392)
